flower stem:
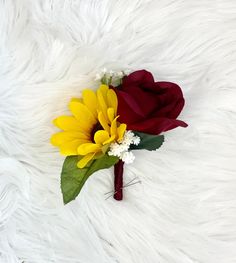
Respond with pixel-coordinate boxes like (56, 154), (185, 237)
(114, 160), (124, 201)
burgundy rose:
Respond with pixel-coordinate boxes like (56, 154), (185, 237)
(114, 70), (187, 135)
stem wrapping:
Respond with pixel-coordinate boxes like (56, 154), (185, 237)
(113, 160), (124, 201)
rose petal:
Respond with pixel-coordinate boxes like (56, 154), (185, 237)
(128, 117), (188, 135)
(153, 97), (185, 119)
(116, 90), (145, 124)
(122, 70), (154, 90)
(115, 71), (187, 135)
(122, 85), (159, 116)
(156, 82), (185, 118)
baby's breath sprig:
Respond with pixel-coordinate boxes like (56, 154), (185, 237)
(95, 68), (130, 86)
(108, 131), (140, 164)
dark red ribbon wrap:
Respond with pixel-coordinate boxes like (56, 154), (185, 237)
(114, 160), (124, 200)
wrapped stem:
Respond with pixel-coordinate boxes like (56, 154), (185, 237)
(114, 160), (124, 200)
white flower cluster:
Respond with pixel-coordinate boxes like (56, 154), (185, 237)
(95, 68), (131, 84)
(108, 131), (140, 164)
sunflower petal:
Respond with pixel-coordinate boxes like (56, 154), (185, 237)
(98, 112), (110, 133)
(107, 108), (115, 123)
(94, 130), (110, 144)
(59, 139), (87, 156)
(97, 85), (109, 122)
(69, 100), (96, 132)
(53, 116), (84, 132)
(107, 89), (118, 115)
(51, 131), (89, 146)
(103, 135), (116, 145)
(82, 89), (98, 117)
(71, 98), (83, 103)
(117, 123), (127, 142)
(77, 143), (101, 155)
(99, 84), (109, 100)
(77, 153), (96, 168)
(110, 116), (119, 138)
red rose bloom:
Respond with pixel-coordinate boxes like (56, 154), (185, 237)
(114, 70), (187, 135)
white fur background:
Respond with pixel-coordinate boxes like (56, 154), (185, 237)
(1, 0), (236, 262)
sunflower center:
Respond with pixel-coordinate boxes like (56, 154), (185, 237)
(91, 122), (103, 143)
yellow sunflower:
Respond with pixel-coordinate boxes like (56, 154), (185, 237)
(51, 84), (127, 168)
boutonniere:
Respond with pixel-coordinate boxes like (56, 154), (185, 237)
(51, 69), (187, 204)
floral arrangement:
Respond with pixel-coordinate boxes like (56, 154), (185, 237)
(51, 69), (187, 203)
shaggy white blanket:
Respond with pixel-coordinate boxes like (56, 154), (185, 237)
(1, 1), (236, 262)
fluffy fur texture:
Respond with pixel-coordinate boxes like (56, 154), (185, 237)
(1, 0), (236, 262)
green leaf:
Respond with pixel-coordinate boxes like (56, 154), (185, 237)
(61, 155), (119, 204)
(130, 131), (164, 151)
